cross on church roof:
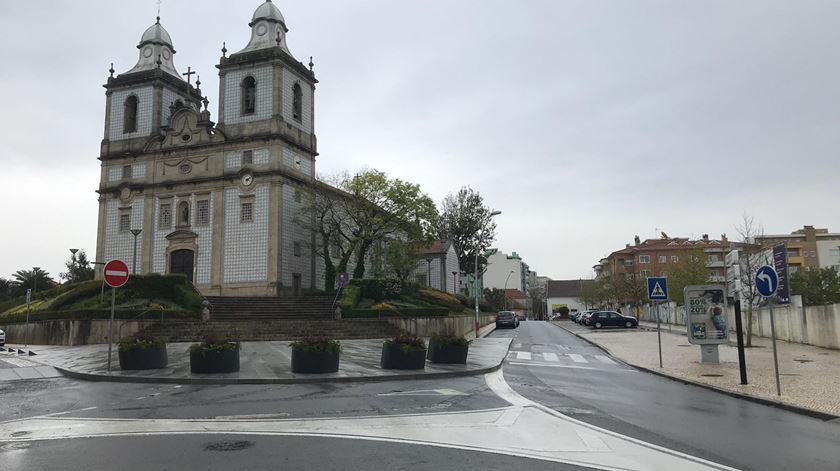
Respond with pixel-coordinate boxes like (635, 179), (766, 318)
(182, 66), (195, 85)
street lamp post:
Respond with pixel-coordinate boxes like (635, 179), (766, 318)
(475, 211), (501, 337)
(504, 270), (515, 310)
(130, 229), (142, 275)
(32, 267), (41, 296)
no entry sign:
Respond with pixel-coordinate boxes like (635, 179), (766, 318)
(103, 260), (130, 288)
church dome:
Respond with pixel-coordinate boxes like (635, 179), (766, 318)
(250, 1), (285, 26)
(139, 19), (174, 48)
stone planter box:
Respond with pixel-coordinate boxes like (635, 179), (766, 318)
(118, 345), (168, 370)
(427, 339), (469, 364)
(380, 343), (426, 370)
(291, 350), (340, 374)
(189, 349), (240, 374)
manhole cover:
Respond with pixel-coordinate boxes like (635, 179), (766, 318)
(700, 374), (724, 377)
(793, 359), (813, 363)
(203, 440), (255, 452)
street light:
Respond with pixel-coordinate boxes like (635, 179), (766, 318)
(32, 266), (41, 296)
(475, 210), (502, 337)
(504, 270), (515, 310)
(130, 229), (142, 275)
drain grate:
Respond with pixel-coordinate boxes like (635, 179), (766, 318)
(203, 440), (255, 452)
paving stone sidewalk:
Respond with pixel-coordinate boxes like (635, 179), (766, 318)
(7, 335), (511, 385)
(561, 321), (840, 418)
(0, 354), (62, 382)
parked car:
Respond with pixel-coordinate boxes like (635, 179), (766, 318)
(496, 311), (520, 329)
(586, 311), (638, 329)
(0, 328), (5, 346)
(578, 311), (595, 325)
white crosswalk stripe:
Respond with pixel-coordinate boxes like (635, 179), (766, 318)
(595, 355), (617, 365)
(516, 351), (532, 360)
(568, 354), (588, 363)
(542, 352), (559, 362)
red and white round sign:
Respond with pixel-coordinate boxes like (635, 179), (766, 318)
(103, 260), (130, 288)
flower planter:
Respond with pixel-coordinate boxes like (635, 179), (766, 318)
(118, 345), (168, 370)
(291, 350), (340, 374)
(427, 339), (469, 364)
(189, 349), (240, 374)
(380, 343), (427, 370)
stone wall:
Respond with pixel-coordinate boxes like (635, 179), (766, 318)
(1, 320), (158, 346)
(385, 314), (497, 339)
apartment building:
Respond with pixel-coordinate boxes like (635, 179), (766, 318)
(755, 226), (840, 274)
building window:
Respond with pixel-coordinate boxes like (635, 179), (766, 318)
(708, 254), (719, 263)
(640, 270), (650, 277)
(292, 83), (302, 121)
(294, 242), (301, 257)
(196, 200), (210, 225)
(241, 76), (256, 115)
(242, 150), (253, 165)
(119, 213), (131, 232)
(672, 255), (679, 263)
(177, 201), (190, 227)
(639, 255), (650, 264)
(122, 165), (133, 179)
(124, 95), (138, 133)
(241, 201), (254, 223)
(658, 255), (666, 263)
(159, 203), (172, 229)
(294, 189), (302, 203)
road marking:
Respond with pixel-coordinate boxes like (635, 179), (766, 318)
(595, 355), (617, 365)
(509, 362), (597, 370)
(516, 352), (532, 360)
(568, 354), (587, 363)
(542, 352), (559, 362)
(378, 389), (468, 397)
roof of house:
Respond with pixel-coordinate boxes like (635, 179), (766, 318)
(546, 279), (590, 298)
(416, 240), (452, 256)
(503, 289), (527, 300)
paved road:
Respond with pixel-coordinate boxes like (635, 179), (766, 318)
(489, 321), (840, 471)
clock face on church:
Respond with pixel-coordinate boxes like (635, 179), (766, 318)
(241, 173), (254, 187)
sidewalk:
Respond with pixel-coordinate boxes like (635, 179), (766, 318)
(558, 321), (840, 419)
(8, 335), (511, 385)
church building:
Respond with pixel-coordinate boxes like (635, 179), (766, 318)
(95, 1), (324, 296)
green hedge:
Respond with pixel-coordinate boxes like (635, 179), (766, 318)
(0, 309), (199, 324)
(342, 307), (450, 319)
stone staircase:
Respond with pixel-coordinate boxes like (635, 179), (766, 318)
(206, 296), (336, 321)
(140, 319), (401, 342)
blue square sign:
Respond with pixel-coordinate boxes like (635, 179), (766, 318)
(647, 277), (668, 301)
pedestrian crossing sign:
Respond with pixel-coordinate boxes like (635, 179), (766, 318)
(647, 277), (668, 301)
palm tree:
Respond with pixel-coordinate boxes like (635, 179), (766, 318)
(12, 268), (54, 296)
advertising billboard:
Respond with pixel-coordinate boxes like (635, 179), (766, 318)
(685, 285), (728, 345)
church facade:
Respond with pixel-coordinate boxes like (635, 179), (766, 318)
(95, 1), (324, 296)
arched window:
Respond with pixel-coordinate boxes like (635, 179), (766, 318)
(124, 95), (138, 133)
(241, 76), (256, 115)
(292, 83), (302, 121)
(178, 201), (190, 227)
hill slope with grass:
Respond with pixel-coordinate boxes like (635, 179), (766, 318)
(338, 279), (472, 318)
(0, 275), (202, 324)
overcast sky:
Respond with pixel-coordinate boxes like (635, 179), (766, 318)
(2, 0), (839, 282)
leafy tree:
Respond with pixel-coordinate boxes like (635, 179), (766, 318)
(0, 277), (12, 300)
(436, 187), (498, 275)
(385, 240), (419, 283)
(341, 170), (439, 279)
(791, 268), (840, 306)
(736, 213), (769, 346)
(60, 249), (95, 284)
(483, 287), (506, 312)
(668, 249), (710, 305)
(12, 268), (54, 296)
(577, 278), (601, 309)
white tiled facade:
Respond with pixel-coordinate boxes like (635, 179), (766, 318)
(283, 148), (312, 176)
(103, 199), (145, 270)
(152, 197), (171, 274)
(223, 186), (270, 283)
(108, 163), (147, 182)
(282, 69), (312, 133)
(225, 148), (271, 169)
(281, 184), (311, 288)
(109, 86), (154, 141)
(161, 87), (192, 123)
(192, 194), (214, 285)
(223, 66), (273, 124)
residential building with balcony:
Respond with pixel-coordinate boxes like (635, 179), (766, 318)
(755, 226), (840, 274)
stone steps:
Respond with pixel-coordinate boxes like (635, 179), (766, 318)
(206, 295), (338, 321)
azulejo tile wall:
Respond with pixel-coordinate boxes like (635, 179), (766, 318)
(109, 86), (153, 141)
(223, 185), (270, 283)
(104, 199), (145, 268)
(282, 69), (312, 133)
(282, 183), (311, 288)
(223, 66), (273, 125)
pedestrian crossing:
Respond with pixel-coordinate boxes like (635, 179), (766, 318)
(507, 350), (625, 368)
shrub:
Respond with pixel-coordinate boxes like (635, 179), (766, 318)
(49, 280), (103, 310)
(290, 336), (341, 353)
(431, 332), (470, 347)
(384, 332), (426, 352)
(189, 333), (240, 354)
(339, 284), (361, 309)
(417, 288), (464, 311)
(118, 332), (167, 352)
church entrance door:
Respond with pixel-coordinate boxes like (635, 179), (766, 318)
(170, 249), (195, 283)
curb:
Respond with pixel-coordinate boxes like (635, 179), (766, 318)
(46, 336), (512, 386)
(554, 323), (839, 422)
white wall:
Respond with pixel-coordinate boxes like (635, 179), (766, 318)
(223, 66), (273, 124)
(484, 252), (525, 291)
(223, 185), (269, 283)
(816, 240), (840, 270)
(546, 296), (586, 314)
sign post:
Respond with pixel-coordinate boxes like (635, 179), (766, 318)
(684, 285), (728, 363)
(756, 265), (782, 396)
(647, 277), (669, 368)
(726, 249), (748, 385)
(103, 260), (130, 373)
(25, 289), (32, 348)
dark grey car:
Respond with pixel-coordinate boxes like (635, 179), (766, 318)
(496, 311), (519, 328)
